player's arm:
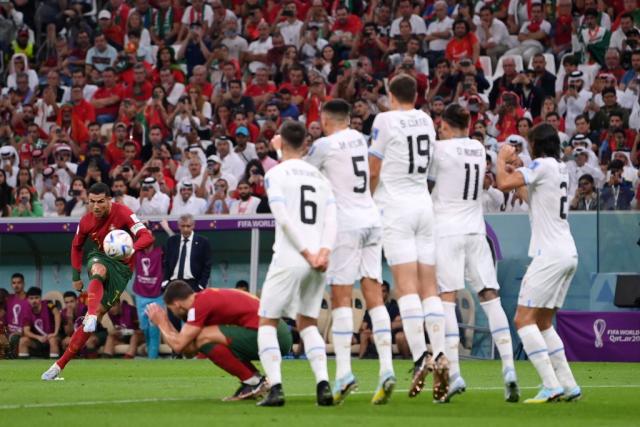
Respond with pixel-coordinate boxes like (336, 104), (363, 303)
(23, 325), (45, 342)
(123, 210), (155, 253)
(146, 303), (201, 353)
(71, 219), (89, 290)
(496, 145), (526, 192)
(315, 193), (337, 272)
(368, 118), (388, 194)
(303, 138), (329, 170)
(368, 154), (382, 194)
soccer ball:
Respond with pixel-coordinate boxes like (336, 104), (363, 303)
(103, 230), (134, 259)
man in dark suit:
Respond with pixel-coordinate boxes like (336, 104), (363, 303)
(163, 214), (212, 292)
(531, 53), (557, 99)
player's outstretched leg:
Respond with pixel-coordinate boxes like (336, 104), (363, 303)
(442, 301), (466, 401)
(84, 268), (107, 332)
(516, 310), (563, 403)
(257, 324), (285, 407)
(300, 324), (333, 406)
(541, 326), (580, 401)
(479, 295), (519, 402)
(42, 327), (92, 380)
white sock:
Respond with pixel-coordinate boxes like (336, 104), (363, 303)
(18, 352), (29, 358)
(397, 294), (427, 362)
(243, 374), (261, 386)
(541, 327), (578, 390)
(369, 305), (394, 376)
(49, 353), (60, 358)
(443, 302), (460, 380)
(300, 326), (329, 384)
(517, 325), (561, 389)
(258, 325), (282, 386)
(331, 307), (353, 380)
(422, 296), (446, 357)
(480, 298), (515, 376)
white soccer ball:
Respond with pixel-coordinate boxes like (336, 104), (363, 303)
(103, 230), (134, 260)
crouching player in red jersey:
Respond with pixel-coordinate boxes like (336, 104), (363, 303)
(146, 280), (293, 401)
(42, 183), (154, 380)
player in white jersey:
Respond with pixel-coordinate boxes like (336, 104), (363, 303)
(368, 74), (449, 403)
(496, 123), (581, 404)
(306, 99), (395, 405)
(257, 121), (338, 407)
(429, 104), (519, 402)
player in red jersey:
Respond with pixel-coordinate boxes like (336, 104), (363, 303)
(146, 280), (292, 401)
(42, 182), (154, 380)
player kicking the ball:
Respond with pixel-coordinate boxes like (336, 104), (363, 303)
(368, 74), (449, 403)
(146, 281), (292, 401)
(41, 183), (154, 380)
(306, 99), (396, 405)
(257, 121), (337, 407)
(496, 123), (581, 403)
(429, 104), (519, 402)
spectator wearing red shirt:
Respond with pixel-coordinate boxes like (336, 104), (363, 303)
(123, 64), (154, 108)
(331, 5), (363, 37)
(278, 66), (308, 108)
(107, 0), (131, 35)
(91, 67), (123, 124)
(97, 10), (124, 50)
(228, 111), (260, 142)
(445, 20), (480, 68)
(186, 65), (213, 99)
(106, 122), (141, 167)
(552, 0), (573, 58)
(244, 67), (277, 113)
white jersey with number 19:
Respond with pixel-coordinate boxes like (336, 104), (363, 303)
(517, 157), (577, 258)
(369, 109), (436, 207)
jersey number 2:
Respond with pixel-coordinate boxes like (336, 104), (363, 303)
(300, 185), (317, 225)
(351, 156), (367, 193)
(407, 135), (430, 174)
(560, 182), (568, 219)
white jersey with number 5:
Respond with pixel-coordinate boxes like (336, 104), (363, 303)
(265, 159), (337, 268)
(369, 109), (436, 206)
(306, 128), (380, 231)
(517, 157), (577, 258)
(430, 137), (487, 237)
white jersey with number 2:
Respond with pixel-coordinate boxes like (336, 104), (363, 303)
(306, 128), (381, 231)
(517, 157), (577, 258)
(369, 109), (436, 207)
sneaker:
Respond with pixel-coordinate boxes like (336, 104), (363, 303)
(432, 353), (450, 403)
(332, 373), (358, 405)
(83, 315), (97, 333)
(316, 380), (334, 406)
(446, 375), (466, 401)
(224, 377), (269, 402)
(408, 351), (433, 398)
(562, 386), (582, 402)
(503, 369), (520, 403)
(523, 386), (564, 404)
(41, 362), (62, 381)
(371, 371), (396, 405)
(257, 383), (285, 407)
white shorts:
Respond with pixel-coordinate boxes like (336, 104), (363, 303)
(259, 264), (326, 320)
(380, 204), (435, 266)
(327, 226), (382, 285)
(436, 234), (500, 294)
(518, 256), (578, 309)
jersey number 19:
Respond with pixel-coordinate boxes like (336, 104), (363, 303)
(407, 135), (430, 174)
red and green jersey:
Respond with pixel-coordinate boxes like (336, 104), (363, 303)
(187, 288), (260, 330)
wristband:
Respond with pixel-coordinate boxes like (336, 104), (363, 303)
(72, 269), (81, 281)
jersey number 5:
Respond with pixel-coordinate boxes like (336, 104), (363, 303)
(300, 185), (317, 225)
(351, 156), (367, 193)
(407, 135), (430, 174)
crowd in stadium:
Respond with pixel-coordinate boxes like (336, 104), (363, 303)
(0, 0), (639, 218)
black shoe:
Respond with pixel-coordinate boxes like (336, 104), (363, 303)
(224, 376), (269, 402)
(257, 383), (285, 407)
(316, 380), (334, 406)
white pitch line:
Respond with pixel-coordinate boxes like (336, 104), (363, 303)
(1, 384), (639, 410)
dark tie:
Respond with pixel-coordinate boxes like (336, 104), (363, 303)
(177, 238), (189, 279)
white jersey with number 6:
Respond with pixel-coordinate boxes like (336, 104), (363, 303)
(517, 157), (577, 258)
(430, 137), (487, 237)
(369, 109), (436, 206)
(306, 128), (381, 231)
(265, 159), (337, 268)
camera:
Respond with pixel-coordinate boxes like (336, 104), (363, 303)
(148, 166), (160, 174)
(20, 196), (29, 204)
(282, 9), (294, 17)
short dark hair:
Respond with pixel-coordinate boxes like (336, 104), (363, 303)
(579, 174), (594, 186)
(609, 111), (623, 121)
(235, 280), (249, 290)
(545, 111), (560, 121)
(229, 79), (242, 88)
(55, 197), (66, 204)
(529, 123), (560, 159)
(575, 114), (589, 124)
(26, 287), (41, 297)
(389, 74), (417, 104)
(584, 8), (598, 18)
(602, 87), (616, 97)
(63, 291), (77, 299)
(11, 273), (24, 281)
(163, 280), (194, 305)
(562, 55), (579, 66)
(279, 121), (307, 150)
(321, 98), (351, 121)
(453, 19), (470, 33)
(441, 103), (470, 130)
(479, 5), (492, 14)
(89, 182), (111, 197)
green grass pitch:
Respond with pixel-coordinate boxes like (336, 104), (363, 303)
(1, 359), (639, 426)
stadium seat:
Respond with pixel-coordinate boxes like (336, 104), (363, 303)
(493, 55), (524, 81)
(456, 289), (495, 359)
(43, 290), (64, 308)
(479, 56), (493, 80)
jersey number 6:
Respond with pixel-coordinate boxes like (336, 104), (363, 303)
(300, 185), (317, 225)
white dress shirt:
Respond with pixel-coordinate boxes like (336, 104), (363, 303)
(171, 231), (195, 280)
